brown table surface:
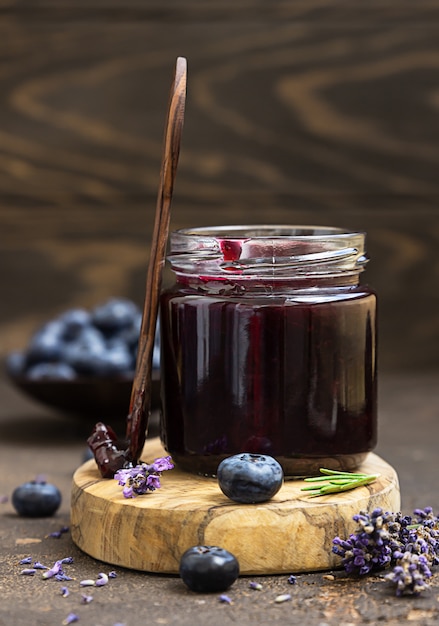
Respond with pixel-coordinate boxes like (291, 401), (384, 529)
(1, 371), (439, 626)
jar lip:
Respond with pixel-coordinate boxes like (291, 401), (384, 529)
(168, 225), (368, 278)
(172, 224), (365, 240)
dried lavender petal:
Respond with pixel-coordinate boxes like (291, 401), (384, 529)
(55, 573), (74, 582)
(20, 568), (37, 576)
(62, 614), (79, 625)
(42, 559), (63, 579)
(60, 586), (70, 597)
(288, 574), (297, 584)
(219, 594), (232, 604)
(19, 557), (32, 565)
(249, 581), (263, 590)
(95, 573), (109, 587)
(81, 594), (94, 604)
(274, 593), (292, 603)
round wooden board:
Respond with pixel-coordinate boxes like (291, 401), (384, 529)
(71, 439), (400, 575)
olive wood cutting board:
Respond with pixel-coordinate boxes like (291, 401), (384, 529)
(71, 437), (400, 575)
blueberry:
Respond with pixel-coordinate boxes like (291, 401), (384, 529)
(92, 298), (140, 334)
(63, 327), (107, 375)
(25, 321), (65, 365)
(217, 453), (284, 504)
(26, 362), (77, 381)
(99, 344), (135, 376)
(179, 546), (239, 593)
(58, 308), (92, 340)
(12, 479), (62, 517)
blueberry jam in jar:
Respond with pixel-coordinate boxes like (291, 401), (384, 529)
(160, 225), (377, 476)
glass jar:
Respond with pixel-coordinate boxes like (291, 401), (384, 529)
(159, 225), (377, 476)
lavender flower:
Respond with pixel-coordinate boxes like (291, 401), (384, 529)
(385, 552), (432, 596)
(332, 507), (439, 596)
(114, 456), (174, 498)
(108, 571), (117, 578)
(95, 573), (109, 587)
(55, 572), (74, 582)
(62, 614), (79, 625)
(20, 568), (37, 576)
(48, 526), (70, 539)
(249, 581), (263, 590)
(219, 594), (232, 604)
(42, 560), (63, 579)
(81, 593), (94, 604)
(274, 593), (292, 603)
(19, 557), (32, 565)
(42, 557), (73, 580)
(60, 586), (70, 597)
(288, 574), (297, 585)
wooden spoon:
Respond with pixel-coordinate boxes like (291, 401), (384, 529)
(127, 56), (187, 463)
(88, 57), (187, 477)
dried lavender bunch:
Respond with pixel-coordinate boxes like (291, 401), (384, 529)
(332, 507), (439, 596)
(114, 456), (174, 498)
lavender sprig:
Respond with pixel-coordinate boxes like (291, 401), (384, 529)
(332, 507), (439, 596)
(114, 456), (174, 498)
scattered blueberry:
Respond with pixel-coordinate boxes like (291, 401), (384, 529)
(217, 453), (284, 504)
(12, 479), (62, 517)
(179, 546), (239, 593)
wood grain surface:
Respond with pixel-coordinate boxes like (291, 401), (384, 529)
(0, 1), (438, 370)
(71, 437), (400, 574)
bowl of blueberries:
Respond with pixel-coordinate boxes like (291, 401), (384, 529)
(4, 298), (160, 422)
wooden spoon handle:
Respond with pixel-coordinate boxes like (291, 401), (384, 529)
(126, 57), (187, 462)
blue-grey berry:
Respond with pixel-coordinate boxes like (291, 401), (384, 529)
(217, 453), (284, 503)
(12, 480), (62, 517)
(179, 546), (239, 592)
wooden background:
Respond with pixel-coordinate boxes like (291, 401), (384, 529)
(0, 0), (438, 371)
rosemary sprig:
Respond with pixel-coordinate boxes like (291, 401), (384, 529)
(301, 468), (380, 497)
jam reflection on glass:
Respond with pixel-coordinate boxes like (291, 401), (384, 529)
(159, 276), (377, 477)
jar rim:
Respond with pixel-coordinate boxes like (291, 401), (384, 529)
(168, 224), (368, 279)
(172, 224), (364, 240)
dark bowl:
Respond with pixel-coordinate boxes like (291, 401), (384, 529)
(6, 369), (161, 422)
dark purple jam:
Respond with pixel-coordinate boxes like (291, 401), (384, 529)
(159, 282), (377, 476)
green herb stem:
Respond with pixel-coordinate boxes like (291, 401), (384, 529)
(301, 469), (380, 497)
